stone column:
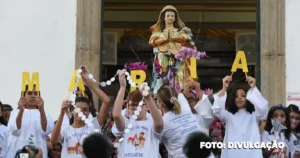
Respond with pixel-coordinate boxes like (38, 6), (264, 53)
(76, 0), (102, 108)
(260, 0), (286, 107)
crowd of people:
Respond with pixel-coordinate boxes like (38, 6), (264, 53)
(0, 68), (299, 158)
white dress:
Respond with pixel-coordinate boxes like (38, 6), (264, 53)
(6, 109), (54, 158)
(212, 87), (268, 158)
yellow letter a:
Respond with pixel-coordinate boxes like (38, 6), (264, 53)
(68, 70), (85, 94)
(231, 51), (249, 73)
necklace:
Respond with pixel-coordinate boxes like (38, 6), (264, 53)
(71, 125), (86, 154)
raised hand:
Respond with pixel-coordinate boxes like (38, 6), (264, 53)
(61, 100), (71, 114)
(118, 69), (127, 88)
(36, 97), (44, 111)
(246, 76), (256, 88)
(222, 76), (232, 89)
(18, 97), (26, 111)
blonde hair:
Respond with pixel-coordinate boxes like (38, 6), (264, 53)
(157, 85), (181, 114)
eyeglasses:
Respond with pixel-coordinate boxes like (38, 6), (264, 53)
(128, 103), (146, 110)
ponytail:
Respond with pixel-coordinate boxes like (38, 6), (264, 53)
(173, 100), (181, 115)
(157, 85), (182, 115)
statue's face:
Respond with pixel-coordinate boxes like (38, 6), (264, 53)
(164, 11), (175, 25)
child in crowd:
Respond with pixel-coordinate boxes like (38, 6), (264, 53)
(286, 104), (300, 158)
(112, 69), (163, 158)
(261, 104), (291, 158)
(213, 75), (268, 158)
(0, 101), (8, 158)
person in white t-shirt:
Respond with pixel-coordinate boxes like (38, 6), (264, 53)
(182, 80), (214, 135)
(0, 101), (8, 158)
(6, 85), (54, 158)
(51, 97), (103, 158)
(156, 85), (201, 158)
(112, 69), (163, 158)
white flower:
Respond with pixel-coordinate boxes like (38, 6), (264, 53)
(77, 69), (82, 74)
(81, 115), (86, 121)
(132, 115), (138, 120)
(114, 143), (120, 148)
(145, 86), (150, 91)
(78, 112), (84, 117)
(134, 110), (140, 115)
(125, 72), (129, 76)
(74, 108), (81, 113)
(106, 80), (111, 85)
(110, 77), (115, 82)
(127, 124), (133, 129)
(137, 107), (142, 112)
(88, 74), (94, 79)
(139, 101), (144, 106)
(100, 82), (106, 87)
(131, 83), (136, 87)
(142, 90), (149, 97)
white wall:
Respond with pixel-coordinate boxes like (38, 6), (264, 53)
(0, 0), (77, 119)
(286, 0), (300, 106)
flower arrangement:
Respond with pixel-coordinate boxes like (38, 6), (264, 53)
(203, 88), (213, 95)
(175, 47), (207, 61)
(124, 62), (148, 71)
(209, 118), (225, 156)
(153, 60), (162, 79)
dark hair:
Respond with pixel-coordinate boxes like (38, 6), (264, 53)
(157, 85), (181, 114)
(82, 133), (113, 158)
(127, 90), (143, 103)
(2, 104), (13, 111)
(48, 143), (62, 158)
(69, 97), (92, 125)
(0, 101), (3, 112)
(21, 84), (40, 97)
(265, 104), (291, 141)
(80, 85), (97, 117)
(183, 131), (212, 158)
(226, 87), (255, 114)
(159, 9), (183, 32)
(287, 104), (300, 132)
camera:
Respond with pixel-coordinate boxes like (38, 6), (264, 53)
(15, 145), (39, 158)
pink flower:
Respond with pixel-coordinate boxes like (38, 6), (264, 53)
(175, 47), (207, 61)
(124, 62), (148, 71)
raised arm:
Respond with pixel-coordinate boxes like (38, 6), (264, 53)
(245, 76), (268, 121)
(112, 70), (127, 132)
(141, 83), (163, 133)
(80, 66), (111, 126)
(51, 100), (71, 144)
(15, 98), (26, 131)
(211, 76), (231, 122)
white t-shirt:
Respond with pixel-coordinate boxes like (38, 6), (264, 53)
(286, 133), (300, 158)
(161, 94), (201, 158)
(0, 125), (8, 158)
(60, 117), (101, 158)
(261, 130), (288, 158)
(112, 116), (160, 158)
(6, 109), (54, 158)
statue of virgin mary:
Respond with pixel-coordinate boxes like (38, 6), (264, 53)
(149, 5), (203, 94)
